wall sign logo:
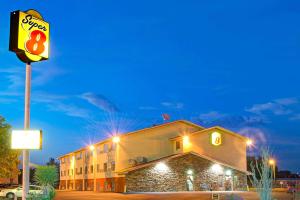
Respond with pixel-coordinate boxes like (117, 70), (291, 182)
(9, 9), (50, 63)
(211, 132), (222, 146)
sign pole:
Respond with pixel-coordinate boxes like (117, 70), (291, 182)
(22, 63), (31, 200)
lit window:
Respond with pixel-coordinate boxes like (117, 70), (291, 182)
(90, 165), (93, 173)
(111, 161), (115, 171)
(104, 144), (109, 153)
(176, 141), (181, 150)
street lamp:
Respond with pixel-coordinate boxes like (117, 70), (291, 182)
(269, 158), (276, 179)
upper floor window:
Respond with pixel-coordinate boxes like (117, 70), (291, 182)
(103, 144), (109, 153)
(97, 164), (100, 173)
(85, 166), (88, 174)
(111, 143), (116, 151)
(104, 163), (108, 172)
(90, 165), (94, 173)
(111, 161), (115, 171)
(97, 146), (102, 154)
(176, 141), (181, 150)
(76, 152), (82, 160)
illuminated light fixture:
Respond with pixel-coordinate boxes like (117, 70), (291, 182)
(11, 130), (42, 149)
(187, 169), (193, 175)
(225, 170), (232, 176)
(89, 145), (95, 151)
(246, 139), (253, 146)
(112, 136), (120, 143)
(211, 164), (223, 174)
(269, 159), (275, 165)
(154, 162), (169, 173)
(211, 132), (222, 146)
(183, 135), (190, 146)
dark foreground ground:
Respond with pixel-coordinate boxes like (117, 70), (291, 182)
(54, 191), (293, 200)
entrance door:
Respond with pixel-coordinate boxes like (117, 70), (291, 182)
(186, 175), (194, 191)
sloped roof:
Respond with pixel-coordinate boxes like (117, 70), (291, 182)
(117, 151), (250, 175)
(170, 126), (248, 141)
(58, 120), (204, 158)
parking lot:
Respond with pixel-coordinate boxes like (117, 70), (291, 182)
(54, 191), (293, 200)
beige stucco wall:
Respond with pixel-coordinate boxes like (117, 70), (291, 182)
(115, 122), (201, 171)
(183, 128), (247, 171)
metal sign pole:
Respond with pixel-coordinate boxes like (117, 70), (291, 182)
(22, 63), (31, 200)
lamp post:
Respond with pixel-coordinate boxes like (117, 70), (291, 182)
(22, 63), (31, 200)
(269, 159), (276, 179)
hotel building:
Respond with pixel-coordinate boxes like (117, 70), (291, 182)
(58, 120), (250, 192)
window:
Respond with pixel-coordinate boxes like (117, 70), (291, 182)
(111, 143), (116, 150)
(80, 167), (82, 174)
(85, 166), (88, 174)
(97, 164), (100, 173)
(111, 161), (115, 171)
(97, 146), (102, 154)
(71, 169), (73, 176)
(75, 168), (78, 174)
(176, 141), (181, 150)
(61, 171), (63, 177)
(76, 152), (82, 160)
(103, 144), (109, 153)
(104, 163), (108, 172)
(90, 165), (94, 173)
(68, 169), (70, 176)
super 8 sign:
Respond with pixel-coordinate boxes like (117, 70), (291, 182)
(9, 10), (49, 63)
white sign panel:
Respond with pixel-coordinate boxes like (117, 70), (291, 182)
(11, 130), (42, 149)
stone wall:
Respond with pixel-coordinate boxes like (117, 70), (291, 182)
(125, 153), (247, 192)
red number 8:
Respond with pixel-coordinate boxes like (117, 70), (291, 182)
(25, 30), (46, 55)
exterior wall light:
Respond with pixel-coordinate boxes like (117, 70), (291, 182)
(187, 169), (193, 175)
(225, 169), (232, 176)
(112, 136), (120, 143)
(211, 164), (223, 174)
(154, 162), (169, 173)
(246, 139), (253, 146)
(183, 135), (190, 148)
(89, 145), (95, 151)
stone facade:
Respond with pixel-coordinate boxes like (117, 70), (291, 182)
(125, 153), (247, 192)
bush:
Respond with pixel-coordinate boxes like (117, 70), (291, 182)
(32, 165), (58, 200)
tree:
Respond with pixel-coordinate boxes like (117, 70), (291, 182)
(250, 148), (274, 200)
(0, 116), (20, 184)
(46, 157), (60, 188)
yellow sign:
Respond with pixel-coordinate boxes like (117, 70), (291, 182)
(9, 10), (50, 63)
(211, 132), (222, 146)
(11, 130), (42, 149)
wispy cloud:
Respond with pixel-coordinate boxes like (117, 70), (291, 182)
(290, 114), (300, 121)
(0, 67), (24, 89)
(161, 102), (184, 109)
(139, 106), (157, 110)
(47, 102), (90, 119)
(80, 92), (119, 113)
(246, 97), (298, 115)
(32, 66), (65, 86)
(192, 111), (267, 129)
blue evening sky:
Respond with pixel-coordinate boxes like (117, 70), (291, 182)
(1, 0), (300, 172)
